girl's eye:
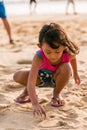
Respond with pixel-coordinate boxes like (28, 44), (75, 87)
(47, 52), (51, 54)
(56, 51), (60, 53)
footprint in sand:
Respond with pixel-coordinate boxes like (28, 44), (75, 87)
(1, 67), (15, 75)
(81, 96), (87, 103)
(83, 125), (87, 129)
(36, 109), (76, 129)
(58, 109), (79, 129)
(37, 119), (61, 128)
(38, 118), (77, 129)
(65, 109), (78, 119)
(84, 117), (87, 121)
(12, 48), (22, 53)
(0, 65), (6, 68)
(17, 59), (32, 65)
(79, 60), (85, 64)
(79, 70), (85, 73)
(5, 128), (17, 130)
(80, 74), (87, 79)
(0, 94), (10, 104)
(80, 83), (87, 90)
(3, 83), (23, 92)
(0, 94), (10, 112)
(71, 101), (85, 108)
(39, 98), (49, 105)
(0, 103), (10, 110)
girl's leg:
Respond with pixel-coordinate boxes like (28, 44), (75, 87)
(13, 69), (41, 86)
(13, 69), (41, 103)
(13, 69), (29, 86)
(13, 69), (30, 98)
(51, 63), (71, 107)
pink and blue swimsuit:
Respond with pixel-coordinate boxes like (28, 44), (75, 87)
(36, 49), (70, 87)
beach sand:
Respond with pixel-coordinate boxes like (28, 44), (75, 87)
(0, 13), (87, 130)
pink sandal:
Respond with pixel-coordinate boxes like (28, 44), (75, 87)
(15, 93), (31, 104)
(51, 97), (65, 107)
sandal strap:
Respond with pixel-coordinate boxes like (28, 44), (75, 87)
(52, 97), (64, 102)
(52, 97), (59, 101)
(51, 97), (65, 107)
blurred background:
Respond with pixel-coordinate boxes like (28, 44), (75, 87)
(5, 0), (87, 16)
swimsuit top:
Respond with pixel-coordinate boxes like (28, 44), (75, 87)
(36, 49), (70, 73)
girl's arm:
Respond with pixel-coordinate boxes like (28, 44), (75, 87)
(70, 55), (81, 85)
(70, 56), (77, 75)
(27, 54), (46, 117)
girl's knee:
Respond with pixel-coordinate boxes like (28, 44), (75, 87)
(55, 63), (71, 78)
(13, 70), (21, 83)
(60, 63), (71, 76)
(13, 69), (29, 85)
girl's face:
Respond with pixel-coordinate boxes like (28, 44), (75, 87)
(40, 42), (66, 65)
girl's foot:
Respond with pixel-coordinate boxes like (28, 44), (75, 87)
(51, 97), (65, 107)
(15, 92), (31, 104)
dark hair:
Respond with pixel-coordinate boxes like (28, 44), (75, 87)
(39, 23), (79, 54)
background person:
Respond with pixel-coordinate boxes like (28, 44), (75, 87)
(0, 0), (14, 44)
(66, 0), (77, 14)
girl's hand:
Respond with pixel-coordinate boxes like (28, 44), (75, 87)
(73, 73), (81, 85)
(33, 104), (46, 119)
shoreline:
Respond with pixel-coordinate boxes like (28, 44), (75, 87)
(9, 13), (87, 21)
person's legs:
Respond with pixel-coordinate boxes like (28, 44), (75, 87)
(66, 0), (70, 14)
(33, 0), (37, 12)
(29, 1), (32, 14)
(0, 1), (14, 44)
(29, 0), (37, 14)
(1, 18), (14, 44)
(72, 1), (77, 14)
(51, 63), (71, 107)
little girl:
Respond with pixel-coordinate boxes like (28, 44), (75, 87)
(13, 23), (80, 117)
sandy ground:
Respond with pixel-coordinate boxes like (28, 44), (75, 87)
(0, 13), (87, 130)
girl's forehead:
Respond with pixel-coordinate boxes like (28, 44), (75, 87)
(42, 42), (60, 47)
(42, 42), (64, 50)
